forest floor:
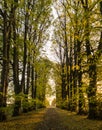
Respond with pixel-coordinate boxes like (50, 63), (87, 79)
(0, 107), (102, 130)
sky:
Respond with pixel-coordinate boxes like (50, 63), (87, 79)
(41, 6), (58, 62)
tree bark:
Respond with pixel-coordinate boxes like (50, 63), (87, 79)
(21, 2), (29, 93)
(81, 0), (97, 119)
(11, 1), (21, 116)
(0, 0), (11, 121)
(68, 30), (73, 110)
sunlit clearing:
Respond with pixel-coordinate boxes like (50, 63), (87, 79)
(45, 77), (56, 107)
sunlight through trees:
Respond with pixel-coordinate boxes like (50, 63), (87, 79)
(0, 0), (102, 122)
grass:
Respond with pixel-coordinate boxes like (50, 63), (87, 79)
(57, 108), (102, 130)
(0, 108), (102, 130)
(0, 109), (46, 130)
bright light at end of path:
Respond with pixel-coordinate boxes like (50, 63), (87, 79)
(46, 77), (56, 107)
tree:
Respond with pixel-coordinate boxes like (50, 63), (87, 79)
(0, 0), (52, 120)
(52, 20), (67, 103)
(0, 0), (12, 121)
(53, 0), (102, 119)
(81, 0), (102, 119)
(36, 58), (52, 108)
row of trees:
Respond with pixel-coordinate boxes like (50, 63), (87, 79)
(53, 0), (102, 119)
(0, 0), (52, 121)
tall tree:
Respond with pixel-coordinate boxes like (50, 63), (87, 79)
(80, 0), (102, 119)
(0, 0), (12, 121)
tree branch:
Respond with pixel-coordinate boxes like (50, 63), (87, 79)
(81, 0), (85, 8)
(89, 0), (102, 11)
(0, 9), (4, 17)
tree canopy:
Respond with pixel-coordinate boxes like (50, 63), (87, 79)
(0, 0), (102, 121)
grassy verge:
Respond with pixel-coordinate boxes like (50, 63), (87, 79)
(57, 108), (102, 130)
(0, 108), (46, 130)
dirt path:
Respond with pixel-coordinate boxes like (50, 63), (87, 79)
(35, 108), (102, 130)
(0, 108), (102, 130)
(35, 108), (67, 130)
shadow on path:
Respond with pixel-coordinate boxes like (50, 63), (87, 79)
(35, 108), (68, 130)
(0, 107), (101, 130)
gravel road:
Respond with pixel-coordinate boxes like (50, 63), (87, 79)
(35, 108), (68, 130)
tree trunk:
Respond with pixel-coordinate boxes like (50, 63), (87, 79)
(58, 39), (67, 103)
(31, 55), (37, 110)
(11, 0), (21, 116)
(61, 63), (67, 101)
(83, 0), (97, 119)
(21, 8), (29, 93)
(68, 30), (73, 110)
(72, 31), (78, 111)
(77, 41), (84, 114)
(64, 7), (69, 101)
(0, 1), (11, 121)
(13, 34), (21, 116)
(23, 54), (31, 113)
(88, 62), (97, 119)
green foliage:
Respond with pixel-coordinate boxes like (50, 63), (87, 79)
(36, 57), (53, 101)
(45, 99), (50, 107)
(56, 99), (68, 109)
(0, 105), (14, 119)
(0, 0), (102, 122)
(36, 99), (45, 109)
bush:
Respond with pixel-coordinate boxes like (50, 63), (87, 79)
(36, 99), (45, 109)
(56, 100), (68, 109)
